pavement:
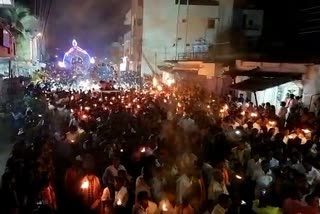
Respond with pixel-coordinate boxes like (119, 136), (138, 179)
(0, 120), (13, 177)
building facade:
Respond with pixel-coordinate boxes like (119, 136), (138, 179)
(126, 0), (234, 76)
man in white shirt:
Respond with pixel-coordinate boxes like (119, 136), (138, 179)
(302, 160), (320, 186)
(212, 194), (231, 214)
(252, 160), (273, 197)
(102, 157), (126, 186)
(176, 172), (192, 204)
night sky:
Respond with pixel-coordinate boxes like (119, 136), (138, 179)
(47, 0), (130, 57)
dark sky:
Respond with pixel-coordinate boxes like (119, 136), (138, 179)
(47, 0), (130, 57)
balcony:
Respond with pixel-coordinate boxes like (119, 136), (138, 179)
(177, 51), (210, 61)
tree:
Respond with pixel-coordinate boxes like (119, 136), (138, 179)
(0, 4), (30, 36)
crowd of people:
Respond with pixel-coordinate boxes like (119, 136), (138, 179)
(1, 80), (320, 214)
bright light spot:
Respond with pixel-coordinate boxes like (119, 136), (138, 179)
(235, 130), (241, 135)
(250, 112), (258, 117)
(162, 203), (168, 211)
(236, 174), (242, 179)
(36, 32), (42, 37)
(90, 57), (95, 64)
(141, 147), (146, 153)
(81, 180), (89, 189)
(58, 61), (65, 68)
(152, 77), (158, 88)
(55, 55), (58, 58)
(116, 199), (122, 206)
(302, 129), (311, 134)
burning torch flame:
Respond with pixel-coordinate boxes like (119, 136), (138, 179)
(250, 113), (258, 117)
(268, 121), (276, 126)
(81, 180), (89, 189)
(302, 129), (311, 134)
(235, 175), (242, 180)
(162, 203), (168, 211)
(141, 147), (146, 153)
(152, 77), (158, 88)
(116, 199), (122, 206)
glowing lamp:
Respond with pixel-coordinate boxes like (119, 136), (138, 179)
(58, 61), (65, 68)
(120, 149), (124, 153)
(177, 102), (182, 108)
(162, 203), (168, 211)
(164, 99), (167, 103)
(235, 175), (242, 180)
(302, 129), (311, 134)
(81, 180), (89, 189)
(250, 113), (258, 117)
(84, 107), (90, 111)
(137, 105), (141, 109)
(116, 199), (122, 206)
(288, 134), (295, 139)
(152, 77), (158, 88)
(268, 121), (276, 126)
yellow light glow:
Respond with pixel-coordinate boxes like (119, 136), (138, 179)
(268, 121), (276, 126)
(162, 203), (168, 211)
(241, 111), (245, 116)
(116, 199), (122, 206)
(152, 77), (158, 87)
(81, 180), (89, 189)
(302, 129), (311, 134)
(250, 113), (258, 117)
(141, 147), (146, 153)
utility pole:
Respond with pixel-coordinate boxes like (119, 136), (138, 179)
(175, 0), (181, 60)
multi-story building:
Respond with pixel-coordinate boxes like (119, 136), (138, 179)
(127, 0), (234, 76)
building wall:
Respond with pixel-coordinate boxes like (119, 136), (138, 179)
(140, 0), (220, 75)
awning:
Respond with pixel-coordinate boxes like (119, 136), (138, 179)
(230, 77), (301, 92)
(223, 68), (303, 78)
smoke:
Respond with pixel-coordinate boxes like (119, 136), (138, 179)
(47, 0), (130, 56)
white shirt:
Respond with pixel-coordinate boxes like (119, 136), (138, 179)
(252, 169), (273, 190)
(211, 204), (226, 214)
(246, 159), (261, 178)
(269, 158), (279, 169)
(176, 174), (192, 204)
(305, 167), (320, 185)
(102, 164), (126, 185)
(208, 181), (229, 202)
(114, 186), (128, 207)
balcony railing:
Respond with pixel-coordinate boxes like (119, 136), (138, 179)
(177, 51), (209, 61)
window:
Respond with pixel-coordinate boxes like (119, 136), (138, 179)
(207, 19), (216, 29)
(175, 0), (219, 6)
